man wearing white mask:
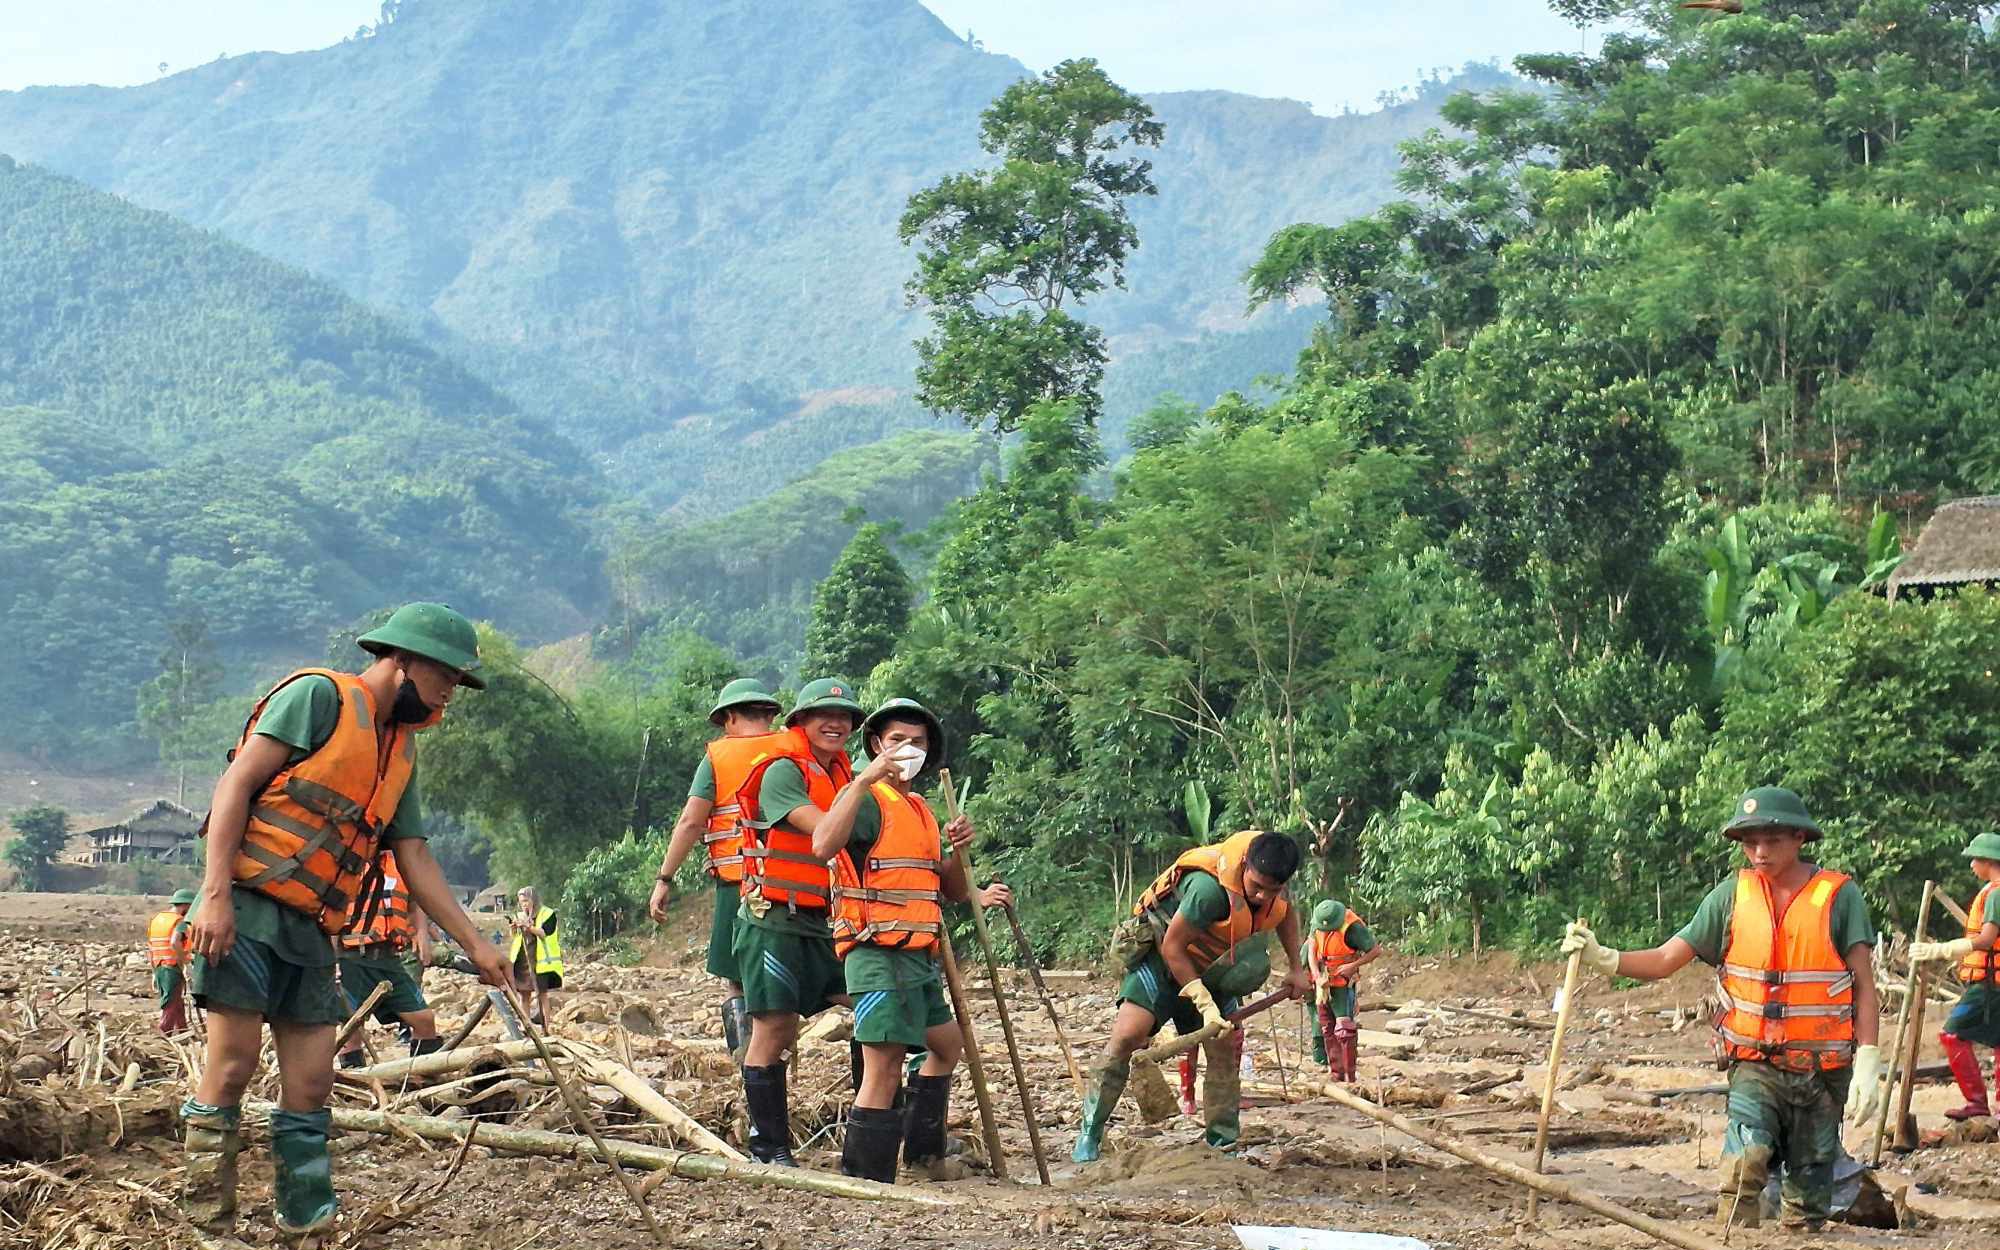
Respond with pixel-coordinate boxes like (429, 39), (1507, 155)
(813, 698), (1011, 1182)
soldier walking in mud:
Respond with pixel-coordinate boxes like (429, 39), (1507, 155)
(1558, 787), (1881, 1231)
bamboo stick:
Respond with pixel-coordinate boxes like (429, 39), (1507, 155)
(1528, 916), (1586, 1220)
(936, 928), (1008, 1180)
(507, 990), (672, 1248)
(333, 981), (392, 1054)
(441, 995), (491, 1052)
(563, 1043), (748, 1161)
(1002, 904), (1085, 1098)
(1321, 1084), (1728, 1250)
(1893, 888), (1941, 1153)
(1872, 880), (1933, 1164)
(939, 769), (1048, 1184)
(1133, 987), (1293, 1065)
(351, 1038), (544, 1082)
(256, 1104), (964, 1207)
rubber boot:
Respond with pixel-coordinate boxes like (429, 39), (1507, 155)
(1714, 1142), (1772, 1230)
(1943, 1033), (1990, 1119)
(723, 997), (750, 1066)
(270, 1107), (338, 1237)
(180, 1100), (242, 1235)
(903, 1073), (952, 1166)
(743, 1062), (797, 1166)
(337, 1049), (366, 1070)
(840, 1105), (905, 1184)
(1335, 1020), (1359, 1083)
(408, 1035), (444, 1058)
(1200, 1033), (1241, 1150)
(1073, 1056), (1130, 1164)
(1177, 1052), (1198, 1117)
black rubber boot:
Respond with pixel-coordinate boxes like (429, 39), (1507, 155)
(840, 1105), (905, 1184)
(902, 1073), (951, 1166)
(743, 1062), (796, 1166)
(408, 1035), (444, 1058)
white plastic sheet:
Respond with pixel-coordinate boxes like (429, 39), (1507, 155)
(1233, 1227), (1430, 1250)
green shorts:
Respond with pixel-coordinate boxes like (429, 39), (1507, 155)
(846, 947), (953, 1048)
(191, 932), (346, 1026)
(734, 917), (843, 1017)
(339, 950), (430, 1017)
(706, 881), (742, 982)
(1117, 943), (1271, 1032)
(153, 965), (184, 1009)
(1944, 983), (2000, 1047)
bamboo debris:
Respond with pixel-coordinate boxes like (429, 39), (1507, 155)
(350, 1038), (545, 1082)
(1321, 1084), (1728, 1250)
(564, 1042), (747, 1161)
(280, 1104), (966, 1206)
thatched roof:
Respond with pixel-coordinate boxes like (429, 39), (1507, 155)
(1889, 496), (2000, 598)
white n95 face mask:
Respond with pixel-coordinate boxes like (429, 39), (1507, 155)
(892, 743), (927, 781)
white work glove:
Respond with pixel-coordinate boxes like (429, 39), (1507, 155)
(1560, 920), (1621, 977)
(1844, 1044), (1883, 1126)
(1909, 937), (1975, 965)
(1180, 980), (1232, 1031)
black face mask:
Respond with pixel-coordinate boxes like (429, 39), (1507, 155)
(391, 679), (435, 725)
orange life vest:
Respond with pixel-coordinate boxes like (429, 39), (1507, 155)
(734, 726), (850, 911)
(214, 669), (417, 935)
(1311, 909), (1365, 987)
(147, 909), (189, 968)
(341, 849), (415, 952)
(702, 733), (790, 884)
(1133, 830), (1293, 973)
(1716, 867), (1856, 1070)
(831, 782), (945, 959)
(1958, 881), (2000, 983)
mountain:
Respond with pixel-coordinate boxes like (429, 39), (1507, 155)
(0, 0), (1507, 494)
(0, 157), (604, 755)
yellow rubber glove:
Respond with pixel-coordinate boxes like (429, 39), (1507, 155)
(1843, 1044), (1883, 1126)
(1560, 920), (1621, 976)
(1910, 937), (1975, 965)
(1179, 979), (1231, 1031)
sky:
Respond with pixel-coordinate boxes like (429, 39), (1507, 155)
(0, 2), (1593, 113)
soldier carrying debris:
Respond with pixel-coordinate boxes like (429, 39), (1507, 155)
(146, 888), (196, 1035)
(1558, 786), (1881, 1232)
(180, 603), (513, 1241)
(647, 677), (787, 1062)
(1073, 829), (1310, 1163)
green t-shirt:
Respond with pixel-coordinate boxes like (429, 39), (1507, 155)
(736, 757), (841, 938)
(1171, 870), (1232, 930)
(688, 756), (716, 802)
(232, 674), (428, 964)
(1980, 885), (2000, 929)
(1674, 869), (1875, 967)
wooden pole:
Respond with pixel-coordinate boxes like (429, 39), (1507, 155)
(507, 990), (673, 1248)
(564, 1043), (748, 1161)
(1872, 880), (1934, 1164)
(1003, 903), (1085, 1099)
(441, 995), (492, 1052)
(936, 930), (1008, 1179)
(1321, 1084), (1728, 1250)
(1892, 885), (1942, 1153)
(939, 770), (1048, 1184)
(1133, 988), (1294, 1065)
(256, 1104), (964, 1207)
(1528, 916), (1586, 1220)
(350, 1038), (545, 1082)
(332, 981), (392, 1054)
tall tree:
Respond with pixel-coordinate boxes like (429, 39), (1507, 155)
(900, 58), (1163, 432)
(5, 805), (70, 892)
(135, 615), (227, 804)
(803, 523), (914, 683)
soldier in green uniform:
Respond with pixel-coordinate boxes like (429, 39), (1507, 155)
(1558, 787), (1881, 1231)
(1909, 831), (2000, 1118)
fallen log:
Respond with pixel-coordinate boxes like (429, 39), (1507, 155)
(1458, 1068), (1523, 1096)
(1321, 1083), (1726, 1250)
(283, 1104), (964, 1206)
(351, 1039), (543, 1083)
(562, 1044), (747, 1161)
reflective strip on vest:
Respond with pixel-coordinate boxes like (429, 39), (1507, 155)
(702, 732), (792, 884)
(735, 727), (846, 909)
(506, 906), (564, 976)
(831, 784), (945, 958)
(147, 911), (186, 968)
(341, 852), (414, 951)
(1716, 867), (1856, 1070)
(1959, 882), (2000, 983)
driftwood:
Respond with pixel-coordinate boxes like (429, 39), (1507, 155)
(1458, 1068), (1523, 1096)
(566, 1044), (747, 1161)
(1322, 1083), (1727, 1250)
(351, 1039), (544, 1083)
(333, 982), (392, 1054)
(262, 1104), (965, 1207)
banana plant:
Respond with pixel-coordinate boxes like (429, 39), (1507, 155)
(1701, 515), (1758, 688)
(1182, 778), (1213, 842)
(1858, 510), (1904, 590)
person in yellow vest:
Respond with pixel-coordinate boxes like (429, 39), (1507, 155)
(179, 603), (513, 1240)
(1308, 897), (1382, 1082)
(647, 678), (785, 1061)
(1073, 829), (1310, 1164)
(1558, 787), (1881, 1231)
(336, 849), (441, 1068)
(814, 698), (1013, 1181)
(508, 886), (564, 1027)
(148, 889), (197, 1035)
(1908, 831), (2000, 1119)
(729, 677), (866, 1165)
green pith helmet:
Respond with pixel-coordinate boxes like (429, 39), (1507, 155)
(785, 677), (865, 727)
(1965, 832), (2000, 862)
(709, 677), (782, 726)
(1720, 786), (1822, 842)
(1312, 899), (1345, 931)
(170, 889), (197, 906)
(860, 698), (947, 771)
(356, 603), (486, 689)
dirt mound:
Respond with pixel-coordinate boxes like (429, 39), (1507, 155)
(1067, 1140), (1268, 1191)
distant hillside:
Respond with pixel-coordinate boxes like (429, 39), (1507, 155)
(0, 158), (604, 757)
(0, 0), (1507, 483)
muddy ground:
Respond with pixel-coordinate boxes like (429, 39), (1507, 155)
(3, 892), (1997, 1249)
